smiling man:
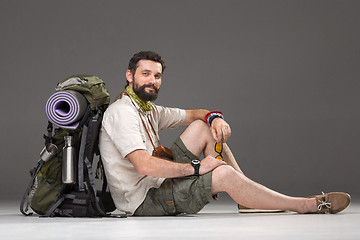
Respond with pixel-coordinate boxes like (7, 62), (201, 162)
(99, 51), (350, 216)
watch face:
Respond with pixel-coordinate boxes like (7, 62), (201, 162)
(192, 159), (200, 165)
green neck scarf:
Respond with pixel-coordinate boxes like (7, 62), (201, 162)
(125, 86), (152, 112)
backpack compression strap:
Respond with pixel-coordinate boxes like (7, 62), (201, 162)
(20, 160), (44, 216)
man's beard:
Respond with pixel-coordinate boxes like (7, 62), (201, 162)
(132, 81), (159, 102)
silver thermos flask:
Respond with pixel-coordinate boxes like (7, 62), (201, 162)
(62, 135), (76, 184)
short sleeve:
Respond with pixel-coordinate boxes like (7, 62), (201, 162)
(153, 105), (186, 131)
(102, 104), (146, 158)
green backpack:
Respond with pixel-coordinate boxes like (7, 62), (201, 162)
(55, 74), (110, 110)
(20, 74), (120, 217)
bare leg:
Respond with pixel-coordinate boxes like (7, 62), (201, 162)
(222, 143), (243, 174)
(180, 120), (317, 213)
(212, 165), (317, 213)
(180, 120), (244, 173)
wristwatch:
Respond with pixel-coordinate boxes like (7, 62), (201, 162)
(191, 159), (200, 176)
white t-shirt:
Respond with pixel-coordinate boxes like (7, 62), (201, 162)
(99, 95), (186, 215)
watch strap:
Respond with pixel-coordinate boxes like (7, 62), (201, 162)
(191, 160), (200, 176)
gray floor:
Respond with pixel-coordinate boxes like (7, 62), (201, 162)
(1, 195), (359, 240)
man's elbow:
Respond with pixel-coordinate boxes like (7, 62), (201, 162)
(126, 150), (152, 175)
(130, 155), (153, 176)
(135, 164), (150, 176)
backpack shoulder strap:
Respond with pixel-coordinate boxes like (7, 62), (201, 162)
(78, 125), (88, 192)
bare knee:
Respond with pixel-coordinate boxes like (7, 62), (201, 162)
(211, 165), (239, 194)
(181, 120), (210, 140)
(180, 120), (213, 156)
(188, 119), (209, 132)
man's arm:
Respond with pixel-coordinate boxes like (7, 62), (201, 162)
(126, 149), (226, 178)
(183, 109), (209, 125)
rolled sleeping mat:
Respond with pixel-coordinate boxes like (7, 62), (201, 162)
(45, 90), (88, 129)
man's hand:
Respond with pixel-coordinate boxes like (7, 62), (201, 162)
(184, 109), (232, 143)
(210, 118), (231, 143)
(199, 155), (227, 175)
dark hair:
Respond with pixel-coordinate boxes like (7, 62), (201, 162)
(126, 51), (166, 87)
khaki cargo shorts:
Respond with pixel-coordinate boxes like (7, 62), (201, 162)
(133, 137), (217, 216)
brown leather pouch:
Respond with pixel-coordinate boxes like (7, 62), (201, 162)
(152, 145), (174, 160)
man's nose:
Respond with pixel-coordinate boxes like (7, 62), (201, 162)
(149, 74), (157, 84)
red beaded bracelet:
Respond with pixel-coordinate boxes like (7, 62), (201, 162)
(205, 111), (224, 126)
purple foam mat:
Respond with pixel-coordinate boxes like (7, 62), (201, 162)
(45, 90), (88, 129)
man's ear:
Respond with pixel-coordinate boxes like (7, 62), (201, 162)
(126, 70), (133, 86)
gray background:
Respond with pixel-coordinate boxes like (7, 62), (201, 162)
(1, 0), (359, 201)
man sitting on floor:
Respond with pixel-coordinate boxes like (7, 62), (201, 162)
(99, 51), (351, 216)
